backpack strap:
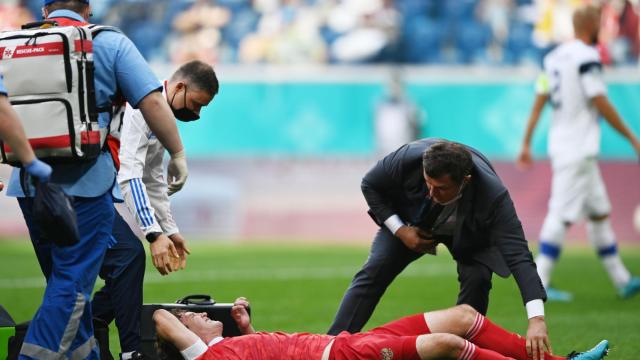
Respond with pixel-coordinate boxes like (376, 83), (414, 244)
(85, 25), (126, 163)
(87, 24), (124, 114)
(45, 16), (89, 27)
(88, 24), (121, 38)
(21, 20), (58, 30)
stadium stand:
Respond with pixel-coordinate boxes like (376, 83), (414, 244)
(8, 0), (640, 66)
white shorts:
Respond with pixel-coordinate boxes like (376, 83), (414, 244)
(548, 157), (611, 223)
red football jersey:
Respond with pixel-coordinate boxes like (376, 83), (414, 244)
(199, 332), (333, 360)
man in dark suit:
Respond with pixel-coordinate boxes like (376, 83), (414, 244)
(329, 138), (551, 360)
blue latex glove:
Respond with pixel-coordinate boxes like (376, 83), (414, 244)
(25, 158), (52, 183)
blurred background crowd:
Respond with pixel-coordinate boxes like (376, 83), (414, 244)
(1, 0), (640, 66)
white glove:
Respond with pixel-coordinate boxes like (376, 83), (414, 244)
(167, 150), (188, 196)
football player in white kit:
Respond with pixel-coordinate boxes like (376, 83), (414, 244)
(517, 5), (640, 301)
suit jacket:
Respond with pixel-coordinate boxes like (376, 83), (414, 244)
(362, 138), (546, 304)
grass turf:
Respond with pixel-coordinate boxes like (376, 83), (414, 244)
(0, 239), (638, 358)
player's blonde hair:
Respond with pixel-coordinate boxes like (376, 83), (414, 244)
(572, 5), (600, 33)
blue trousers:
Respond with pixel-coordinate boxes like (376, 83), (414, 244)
(92, 210), (145, 353)
(18, 193), (114, 360)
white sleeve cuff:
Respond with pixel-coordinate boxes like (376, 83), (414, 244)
(164, 228), (180, 237)
(143, 224), (164, 236)
(525, 299), (545, 319)
(180, 339), (208, 360)
(383, 214), (405, 235)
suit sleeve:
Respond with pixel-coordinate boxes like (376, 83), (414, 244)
(489, 191), (547, 304)
(361, 145), (408, 225)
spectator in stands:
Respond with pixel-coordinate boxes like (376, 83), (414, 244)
(14, 0), (640, 67)
(0, 0), (34, 31)
(328, 0), (400, 63)
(169, 0), (230, 64)
(599, 0), (640, 65)
(477, 0), (514, 63)
(239, 0), (326, 64)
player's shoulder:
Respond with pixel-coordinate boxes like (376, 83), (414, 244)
(91, 23), (126, 45)
(570, 42), (602, 76)
(91, 24), (137, 56)
(544, 40), (600, 66)
(572, 41), (600, 62)
(542, 44), (563, 68)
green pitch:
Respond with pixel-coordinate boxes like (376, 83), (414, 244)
(0, 239), (638, 359)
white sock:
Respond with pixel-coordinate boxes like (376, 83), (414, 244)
(601, 255), (631, 289)
(587, 219), (631, 289)
(537, 214), (567, 289)
(535, 254), (555, 289)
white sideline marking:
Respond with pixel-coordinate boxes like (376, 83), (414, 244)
(0, 264), (455, 289)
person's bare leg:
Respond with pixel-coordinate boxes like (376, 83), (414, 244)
(422, 305), (565, 360)
(422, 304), (476, 336)
(415, 333), (464, 359)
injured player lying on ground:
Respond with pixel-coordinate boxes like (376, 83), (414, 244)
(154, 297), (608, 360)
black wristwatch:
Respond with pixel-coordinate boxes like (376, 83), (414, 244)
(145, 232), (162, 243)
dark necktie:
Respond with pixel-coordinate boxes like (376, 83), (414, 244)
(420, 202), (444, 230)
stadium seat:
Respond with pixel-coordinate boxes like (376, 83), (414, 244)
(401, 16), (444, 63)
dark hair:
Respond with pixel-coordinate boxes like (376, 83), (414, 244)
(422, 141), (473, 184)
(45, 0), (89, 13)
(170, 60), (219, 97)
(155, 309), (187, 360)
(156, 336), (183, 360)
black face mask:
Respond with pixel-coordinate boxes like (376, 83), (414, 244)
(170, 85), (200, 122)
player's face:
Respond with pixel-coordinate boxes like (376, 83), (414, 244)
(424, 173), (466, 205)
(183, 87), (215, 117)
(169, 83), (215, 121)
(179, 312), (223, 338)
